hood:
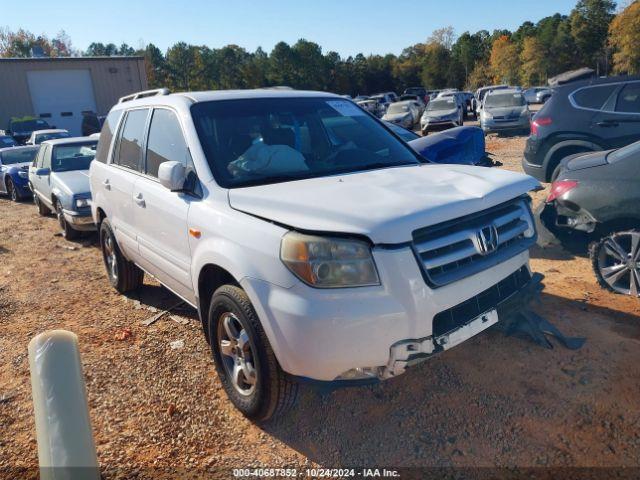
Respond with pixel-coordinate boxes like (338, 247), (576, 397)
(425, 108), (457, 118)
(228, 165), (540, 244)
(6, 161), (32, 171)
(485, 106), (526, 117)
(53, 170), (91, 196)
(561, 150), (609, 173)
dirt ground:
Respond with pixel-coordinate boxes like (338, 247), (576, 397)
(1, 133), (639, 479)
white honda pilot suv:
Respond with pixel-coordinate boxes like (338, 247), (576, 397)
(90, 88), (540, 420)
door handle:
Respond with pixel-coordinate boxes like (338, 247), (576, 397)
(596, 121), (619, 127)
(134, 193), (145, 207)
(102, 179), (111, 190)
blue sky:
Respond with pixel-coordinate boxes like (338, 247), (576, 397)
(5, 0), (579, 56)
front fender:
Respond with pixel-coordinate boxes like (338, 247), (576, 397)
(50, 185), (71, 208)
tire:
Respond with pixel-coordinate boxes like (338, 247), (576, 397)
(208, 285), (297, 421)
(99, 218), (144, 293)
(6, 178), (18, 202)
(590, 230), (640, 297)
(55, 200), (80, 240)
(550, 164), (563, 183)
(34, 193), (51, 216)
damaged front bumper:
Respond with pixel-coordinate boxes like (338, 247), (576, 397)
(538, 200), (597, 234)
(381, 271), (542, 380)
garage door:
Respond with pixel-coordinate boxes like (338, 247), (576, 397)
(27, 70), (97, 136)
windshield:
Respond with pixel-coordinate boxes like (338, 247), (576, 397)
(1, 136), (17, 147)
(387, 103), (410, 114)
(36, 132), (70, 143)
(427, 99), (455, 111)
(0, 148), (38, 165)
(191, 97), (420, 188)
(10, 119), (50, 132)
(608, 140), (640, 164)
(51, 142), (97, 172)
(484, 93), (525, 108)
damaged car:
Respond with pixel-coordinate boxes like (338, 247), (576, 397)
(538, 140), (640, 296)
(91, 88), (542, 420)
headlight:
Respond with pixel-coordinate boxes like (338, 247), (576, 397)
(482, 111), (493, 120)
(280, 232), (380, 288)
(18, 171), (28, 178)
(75, 198), (91, 208)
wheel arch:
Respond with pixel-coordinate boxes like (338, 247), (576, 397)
(594, 218), (640, 239)
(197, 263), (241, 343)
(543, 139), (603, 182)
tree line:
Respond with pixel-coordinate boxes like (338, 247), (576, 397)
(1, 0), (638, 95)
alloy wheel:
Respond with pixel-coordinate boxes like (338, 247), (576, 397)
(102, 233), (118, 283)
(7, 180), (17, 202)
(217, 312), (257, 396)
(597, 232), (640, 297)
(56, 202), (66, 232)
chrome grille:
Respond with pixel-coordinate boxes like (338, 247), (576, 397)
(412, 198), (536, 288)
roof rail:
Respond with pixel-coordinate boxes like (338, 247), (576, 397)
(118, 88), (170, 104)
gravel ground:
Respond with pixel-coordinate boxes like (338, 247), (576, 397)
(1, 133), (639, 479)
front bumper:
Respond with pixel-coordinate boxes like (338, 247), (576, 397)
(481, 117), (530, 134)
(241, 246), (531, 382)
(63, 210), (97, 231)
(13, 176), (32, 198)
(538, 201), (597, 234)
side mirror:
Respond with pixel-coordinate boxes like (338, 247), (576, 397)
(35, 168), (50, 176)
(158, 161), (186, 192)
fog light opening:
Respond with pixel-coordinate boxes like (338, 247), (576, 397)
(335, 367), (382, 381)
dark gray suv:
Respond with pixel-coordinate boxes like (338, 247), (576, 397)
(538, 140), (640, 296)
(523, 76), (640, 182)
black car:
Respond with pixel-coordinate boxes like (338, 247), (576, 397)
(538, 140), (640, 296)
(403, 87), (428, 103)
(81, 112), (106, 136)
(5, 118), (53, 145)
(523, 75), (640, 182)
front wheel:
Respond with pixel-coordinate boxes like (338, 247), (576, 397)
(99, 218), (144, 293)
(208, 285), (297, 421)
(6, 178), (18, 202)
(590, 230), (640, 297)
(56, 200), (80, 240)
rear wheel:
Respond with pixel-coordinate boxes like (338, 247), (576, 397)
(55, 200), (80, 240)
(34, 193), (51, 216)
(99, 218), (144, 293)
(590, 230), (640, 297)
(208, 285), (297, 421)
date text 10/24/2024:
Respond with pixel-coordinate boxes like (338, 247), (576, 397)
(232, 468), (401, 478)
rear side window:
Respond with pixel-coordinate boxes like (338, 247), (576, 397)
(615, 83), (640, 114)
(114, 109), (148, 171)
(145, 109), (188, 178)
(95, 110), (123, 164)
(572, 85), (617, 110)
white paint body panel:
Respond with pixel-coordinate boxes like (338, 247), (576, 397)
(229, 165), (539, 244)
